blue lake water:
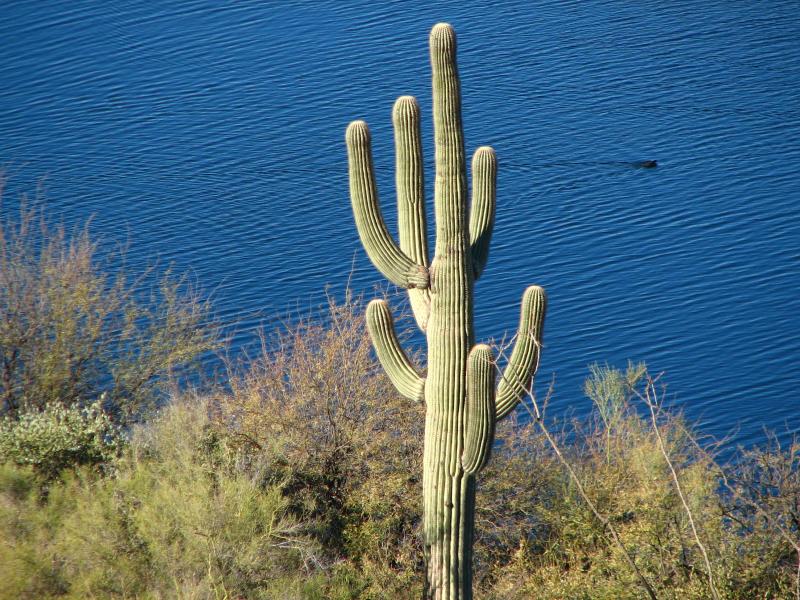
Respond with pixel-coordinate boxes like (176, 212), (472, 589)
(1, 1), (798, 449)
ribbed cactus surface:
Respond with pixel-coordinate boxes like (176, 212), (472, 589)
(346, 23), (547, 600)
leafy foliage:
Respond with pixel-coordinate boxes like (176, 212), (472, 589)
(484, 365), (799, 599)
(0, 398), (121, 482)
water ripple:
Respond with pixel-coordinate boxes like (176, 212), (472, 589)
(1, 0), (798, 450)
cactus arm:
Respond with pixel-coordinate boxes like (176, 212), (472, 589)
(346, 120), (430, 289)
(462, 344), (496, 474)
(495, 286), (547, 421)
(469, 147), (497, 280)
(393, 96), (432, 330)
(366, 299), (426, 402)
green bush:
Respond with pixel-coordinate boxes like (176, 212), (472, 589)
(0, 398), (122, 482)
(215, 300), (800, 599)
(0, 399), (320, 599)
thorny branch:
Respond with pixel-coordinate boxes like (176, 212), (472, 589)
(632, 372), (720, 600)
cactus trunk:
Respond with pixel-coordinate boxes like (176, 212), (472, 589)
(424, 24), (474, 599)
(346, 23), (547, 599)
(424, 471), (476, 599)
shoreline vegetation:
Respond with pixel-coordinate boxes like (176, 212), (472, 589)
(1, 206), (799, 599)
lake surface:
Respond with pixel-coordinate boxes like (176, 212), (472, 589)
(2, 1), (798, 450)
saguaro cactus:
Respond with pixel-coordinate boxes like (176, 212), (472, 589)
(345, 23), (546, 600)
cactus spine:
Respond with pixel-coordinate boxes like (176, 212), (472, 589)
(346, 23), (547, 600)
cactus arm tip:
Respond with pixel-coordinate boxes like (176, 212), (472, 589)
(345, 119), (368, 140)
(462, 343), (496, 474)
(366, 299), (426, 402)
(495, 285), (547, 421)
(430, 23), (456, 47)
(346, 120), (430, 290)
(394, 95), (420, 113)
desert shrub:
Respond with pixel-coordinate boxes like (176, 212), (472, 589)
(474, 415), (559, 584)
(486, 364), (715, 599)
(217, 292), (426, 598)
(485, 364), (800, 600)
(214, 297), (800, 599)
(0, 398), (122, 482)
(717, 435), (800, 598)
(0, 193), (217, 423)
(0, 399), (319, 599)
